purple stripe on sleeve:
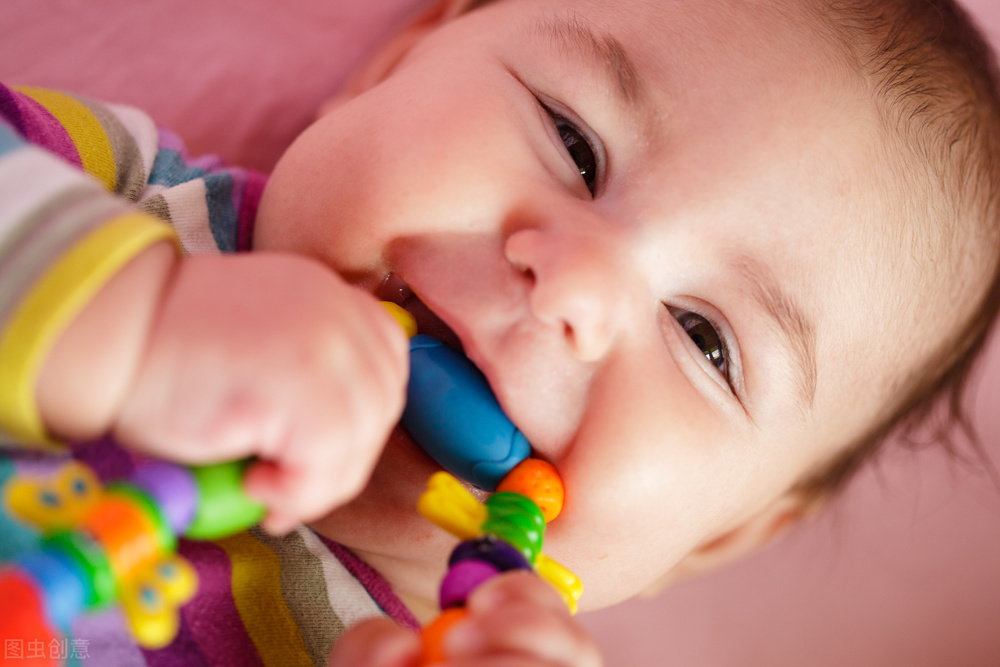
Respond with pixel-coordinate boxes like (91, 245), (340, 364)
(0, 85), (82, 168)
(176, 539), (265, 667)
(190, 153), (225, 172)
(317, 535), (422, 632)
(237, 170), (266, 252)
(156, 127), (186, 154)
(142, 617), (208, 667)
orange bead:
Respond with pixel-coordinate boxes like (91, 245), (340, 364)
(80, 496), (160, 581)
(496, 458), (564, 522)
(418, 606), (469, 666)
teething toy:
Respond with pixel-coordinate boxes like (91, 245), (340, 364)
(384, 303), (583, 664)
(415, 466), (581, 665)
(404, 335), (531, 491)
(0, 459), (263, 655)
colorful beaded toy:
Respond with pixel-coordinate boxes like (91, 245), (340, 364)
(0, 458), (264, 654)
(384, 303), (583, 665)
(0, 302), (581, 664)
(413, 463), (582, 665)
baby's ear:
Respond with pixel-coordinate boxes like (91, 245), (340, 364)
(318, 0), (478, 117)
(639, 490), (827, 597)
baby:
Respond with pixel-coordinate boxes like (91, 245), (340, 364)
(2, 0), (999, 664)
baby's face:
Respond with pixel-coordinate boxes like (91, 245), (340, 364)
(256, 0), (959, 610)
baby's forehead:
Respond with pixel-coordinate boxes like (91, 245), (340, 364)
(572, 0), (841, 63)
(528, 0), (866, 135)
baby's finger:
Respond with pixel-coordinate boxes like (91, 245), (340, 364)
(327, 617), (420, 667)
(444, 603), (602, 667)
(244, 448), (373, 531)
(467, 570), (570, 617)
(445, 657), (585, 667)
(443, 574), (602, 667)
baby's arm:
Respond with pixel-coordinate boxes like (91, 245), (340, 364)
(328, 572), (603, 667)
(36, 247), (409, 533)
(0, 84), (407, 533)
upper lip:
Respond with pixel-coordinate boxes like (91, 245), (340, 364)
(377, 273), (464, 352)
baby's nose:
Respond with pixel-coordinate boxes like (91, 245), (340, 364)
(504, 228), (623, 362)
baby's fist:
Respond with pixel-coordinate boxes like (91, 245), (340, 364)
(329, 573), (602, 667)
(113, 252), (409, 532)
(435, 571), (603, 667)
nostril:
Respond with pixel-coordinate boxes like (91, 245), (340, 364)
(509, 258), (535, 283)
(504, 230), (543, 284)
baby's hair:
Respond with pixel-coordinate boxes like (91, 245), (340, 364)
(796, 0), (1000, 501)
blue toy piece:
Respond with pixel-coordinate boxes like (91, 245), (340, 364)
(16, 546), (87, 631)
(402, 335), (531, 491)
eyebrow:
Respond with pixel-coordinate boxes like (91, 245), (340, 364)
(734, 255), (818, 409)
(533, 13), (648, 110)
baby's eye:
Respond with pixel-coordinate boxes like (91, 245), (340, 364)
(544, 108), (599, 196)
(674, 311), (728, 379)
(554, 116), (598, 195)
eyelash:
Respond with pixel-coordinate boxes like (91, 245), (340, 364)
(668, 307), (733, 387)
(541, 104), (601, 196)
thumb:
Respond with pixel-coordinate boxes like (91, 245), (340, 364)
(328, 617), (421, 667)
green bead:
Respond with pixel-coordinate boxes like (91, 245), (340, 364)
(185, 461), (265, 540)
(480, 514), (543, 564)
(486, 492), (545, 530)
(43, 531), (116, 610)
(483, 492), (546, 563)
(106, 482), (176, 553)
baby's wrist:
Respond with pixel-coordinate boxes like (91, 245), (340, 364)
(32, 227), (179, 443)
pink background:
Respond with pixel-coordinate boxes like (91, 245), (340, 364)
(2, 1), (999, 664)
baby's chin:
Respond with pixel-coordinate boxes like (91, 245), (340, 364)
(308, 425), (463, 559)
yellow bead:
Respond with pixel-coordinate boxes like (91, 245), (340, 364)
(535, 553), (583, 615)
(417, 472), (487, 540)
(380, 301), (418, 339)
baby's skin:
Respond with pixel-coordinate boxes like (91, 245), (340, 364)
(30, 0), (999, 663)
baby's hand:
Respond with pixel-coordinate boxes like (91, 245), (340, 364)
(113, 252), (409, 533)
(328, 572), (603, 667)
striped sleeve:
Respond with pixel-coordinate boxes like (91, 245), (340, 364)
(3, 85), (160, 202)
(0, 87), (178, 448)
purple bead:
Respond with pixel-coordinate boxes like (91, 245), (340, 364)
(130, 462), (198, 533)
(439, 559), (500, 609)
(449, 536), (532, 572)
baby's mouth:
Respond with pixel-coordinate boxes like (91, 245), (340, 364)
(377, 273), (464, 352)
(379, 273), (530, 496)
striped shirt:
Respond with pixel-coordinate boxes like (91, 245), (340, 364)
(0, 84), (419, 665)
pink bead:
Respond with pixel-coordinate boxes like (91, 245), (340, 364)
(439, 559), (500, 609)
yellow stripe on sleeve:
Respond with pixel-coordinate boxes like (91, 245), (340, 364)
(0, 213), (178, 447)
(14, 86), (118, 192)
(215, 531), (314, 667)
